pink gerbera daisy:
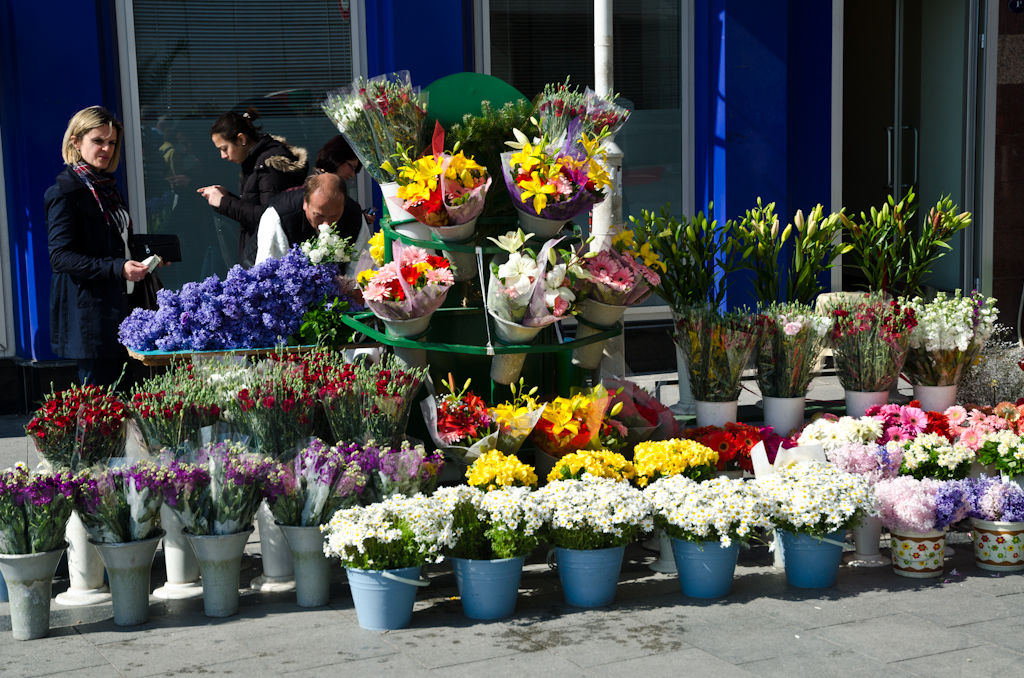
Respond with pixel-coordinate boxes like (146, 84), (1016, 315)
(886, 426), (910, 444)
(363, 280), (392, 302)
(400, 246), (429, 265)
(945, 405), (968, 426)
(425, 267), (454, 286)
(610, 266), (635, 290)
(958, 427), (982, 450)
(899, 407), (927, 433)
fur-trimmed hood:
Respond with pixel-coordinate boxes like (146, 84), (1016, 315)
(263, 135), (308, 175)
(243, 134), (308, 177)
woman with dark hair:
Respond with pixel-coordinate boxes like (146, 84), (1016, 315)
(196, 107), (308, 262)
(46, 106), (151, 388)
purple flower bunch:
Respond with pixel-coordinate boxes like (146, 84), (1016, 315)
(965, 476), (1024, 523)
(0, 464), (80, 554)
(76, 461), (168, 543)
(826, 443), (902, 486)
(264, 438), (368, 527)
(873, 476), (970, 534)
(119, 247), (341, 352)
(370, 440), (445, 501)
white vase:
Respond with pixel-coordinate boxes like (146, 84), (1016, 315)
(972, 518), (1024, 572)
(187, 527), (254, 618)
(695, 400), (738, 428)
(280, 524), (332, 607)
(648, 532), (677, 574)
(845, 390), (889, 418)
(890, 528), (946, 578)
(489, 311), (544, 385)
(380, 314), (432, 370)
(91, 530), (164, 627)
(515, 209), (567, 238)
(379, 181), (417, 225)
(572, 300), (627, 371)
(153, 504), (203, 600)
(0, 545), (66, 641)
(249, 502), (295, 592)
(762, 396), (805, 436)
(844, 515), (890, 567)
(54, 511), (111, 607)
(912, 384), (957, 413)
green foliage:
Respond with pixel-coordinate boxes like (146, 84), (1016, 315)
(297, 297), (355, 348)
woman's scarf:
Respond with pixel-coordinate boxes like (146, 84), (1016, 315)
(70, 161), (132, 236)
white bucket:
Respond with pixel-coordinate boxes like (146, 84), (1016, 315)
(515, 209), (567, 238)
(912, 384), (957, 413)
(695, 400), (738, 428)
(845, 390), (889, 418)
(762, 396), (805, 436)
(571, 300), (626, 371)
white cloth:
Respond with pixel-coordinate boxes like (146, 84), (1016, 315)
(255, 206), (290, 265)
(113, 207), (133, 294)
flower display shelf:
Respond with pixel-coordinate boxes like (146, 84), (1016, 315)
(380, 216), (583, 261)
(126, 342), (379, 367)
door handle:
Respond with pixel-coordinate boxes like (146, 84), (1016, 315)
(903, 125), (919, 188)
(886, 126), (893, 189)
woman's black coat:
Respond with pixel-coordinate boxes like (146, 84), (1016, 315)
(45, 166), (132, 360)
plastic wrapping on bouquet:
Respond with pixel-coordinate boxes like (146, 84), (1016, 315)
(379, 181), (417, 225)
(572, 300), (626, 371)
(488, 311), (543, 385)
(515, 208), (567, 238)
(381, 314), (431, 370)
(911, 384), (957, 413)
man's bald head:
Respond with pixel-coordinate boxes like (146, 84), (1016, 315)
(303, 172), (346, 228)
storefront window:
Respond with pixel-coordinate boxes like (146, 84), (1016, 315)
(131, 0), (354, 289)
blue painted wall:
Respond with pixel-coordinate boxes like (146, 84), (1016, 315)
(1, 0), (123, 361)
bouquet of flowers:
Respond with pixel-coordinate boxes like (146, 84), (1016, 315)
(947, 405), (1012, 450)
(535, 79), (630, 140)
(965, 476), (1024, 523)
(633, 439), (719, 486)
(578, 237), (660, 308)
(826, 295), (917, 392)
(435, 485), (542, 560)
(681, 422), (765, 473)
(352, 440), (445, 501)
(130, 364), (221, 452)
(602, 378), (680, 446)
(26, 384), (128, 471)
(322, 71), (429, 184)
(755, 302), (831, 398)
(0, 464), (80, 554)
(889, 432), (974, 480)
(486, 230), (584, 328)
(76, 461), (166, 543)
(262, 439), (367, 527)
(528, 389), (613, 458)
(873, 476), (970, 534)
(987, 401), (1024, 435)
(755, 461), (873, 538)
(491, 379), (547, 455)
(323, 493), (455, 570)
(501, 120), (610, 224)
(300, 222), (355, 266)
(974, 430), (1024, 477)
(421, 376), (499, 464)
(674, 306), (760, 402)
(120, 247), (340, 352)
(825, 443), (902, 486)
(356, 242), (454, 321)
(533, 475), (652, 550)
(865, 402), (954, 444)
(796, 415), (883, 452)
(380, 126), (491, 231)
(162, 441), (276, 536)
(547, 449), (637, 484)
(465, 450), (538, 490)
(232, 359), (319, 461)
(354, 354), (427, 447)
(319, 359), (360, 444)
(645, 475), (772, 547)
(902, 290), (997, 387)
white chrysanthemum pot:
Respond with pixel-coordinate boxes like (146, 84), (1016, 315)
(153, 505), (203, 600)
(0, 544), (66, 641)
(489, 311), (543, 385)
(911, 384), (957, 413)
(91, 530), (164, 627)
(381, 314), (432, 370)
(844, 515), (890, 567)
(279, 524), (332, 607)
(695, 400), (738, 428)
(515, 209), (567, 238)
(572, 300), (627, 371)
(762, 396), (805, 436)
(845, 390), (889, 418)
(250, 502), (295, 592)
(54, 511), (111, 607)
(972, 518), (1024, 572)
(890, 528), (946, 578)
(379, 181), (417, 225)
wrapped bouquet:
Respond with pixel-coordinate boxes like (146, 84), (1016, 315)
(825, 295), (917, 393)
(422, 376), (499, 465)
(26, 383), (128, 471)
(262, 438), (368, 527)
(347, 440), (445, 501)
(603, 378), (680, 446)
(0, 464), (80, 554)
(528, 389), (614, 459)
(491, 379), (547, 455)
(902, 290), (997, 387)
(356, 242), (454, 324)
(755, 302), (831, 399)
(130, 363), (221, 452)
(674, 306), (760, 403)
(353, 354), (427, 447)
(825, 442), (902, 486)
(76, 461), (166, 543)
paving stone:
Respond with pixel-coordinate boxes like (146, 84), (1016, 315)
(437, 648), (594, 678)
(379, 618), (538, 669)
(812, 613), (983, 663)
(284, 651), (438, 677)
(35, 665), (125, 678)
(88, 626), (257, 677)
(952, 613), (1024, 655)
(229, 615), (398, 672)
(740, 592), (898, 630)
(881, 584), (1024, 628)
(0, 632), (111, 677)
(890, 644), (1024, 677)
(737, 640), (914, 678)
(665, 605), (811, 664)
(589, 647), (759, 678)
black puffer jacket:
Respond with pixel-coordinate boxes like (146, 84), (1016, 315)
(214, 134), (308, 261)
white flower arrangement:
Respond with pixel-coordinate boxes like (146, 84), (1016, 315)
(903, 290), (998, 386)
(887, 432), (974, 480)
(322, 493), (457, 570)
(755, 461), (873, 537)
(301, 223), (354, 265)
(534, 475), (652, 550)
(433, 485), (543, 560)
(797, 416), (882, 452)
(644, 475), (772, 548)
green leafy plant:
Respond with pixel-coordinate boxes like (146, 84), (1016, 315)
(297, 297), (355, 348)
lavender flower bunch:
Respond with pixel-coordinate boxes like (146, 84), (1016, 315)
(119, 247), (339, 352)
(965, 476), (1024, 523)
(76, 461), (167, 544)
(0, 464), (80, 554)
(359, 440), (445, 501)
(163, 442), (276, 536)
(264, 439), (368, 527)
(826, 442), (902, 487)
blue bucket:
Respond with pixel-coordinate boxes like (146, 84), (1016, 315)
(670, 538), (739, 598)
(346, 565), (425, 630)
(554, 546), (625, 608)
(452, 556), (524, 620)
(0, 565), (7, 602)
(778, 530), (844, 588)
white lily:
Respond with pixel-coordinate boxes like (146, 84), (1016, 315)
(497, 252), (539, 296)
(487, 228), (533, 254)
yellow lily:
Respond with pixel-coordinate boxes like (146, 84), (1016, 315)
(518, 171), (557, 214)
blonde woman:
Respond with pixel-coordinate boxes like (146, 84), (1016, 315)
(45, 106), (149, 387)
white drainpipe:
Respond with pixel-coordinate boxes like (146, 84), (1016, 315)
(591, 0), (622, 252)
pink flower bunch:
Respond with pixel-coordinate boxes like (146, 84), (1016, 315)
(873, 476), (969, 534)
(579, 246), (659, 307)
(946, 405), (1009, 450)
(826, 442), (902, 486)
(864, 401), (953, 445)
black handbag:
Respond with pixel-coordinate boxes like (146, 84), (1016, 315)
(132, 234), (182, 263)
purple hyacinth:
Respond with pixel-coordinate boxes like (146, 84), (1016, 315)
(934, 479), (970, 530)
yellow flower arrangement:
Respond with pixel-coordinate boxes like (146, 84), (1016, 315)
(466, 450), (538, 490)
(493, 379), (543, 438)
(505, 131), (612, 215)
(633, 439), (719, 486)
(368, 230), (385, 266)
(547, 449), (636, 483)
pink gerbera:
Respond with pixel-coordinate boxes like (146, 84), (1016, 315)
(610, 266), (635, 290)
(552, 295), (570, 316)
(371, 262), (400, 284)
(945, 405), (968, 426)
(637, 262), (661, 286)
(363, 280), (392, 302)
(886, 426), (910, 444)
(400, 246), (429, 265)
(425, 267), (454, 286)
(969, 409), (989, 426)
(587, 252), (620, 283)
(899, 407), (927, 433)
(958, 427), (983, 450)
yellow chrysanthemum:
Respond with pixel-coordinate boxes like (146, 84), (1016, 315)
(466, 451), (538, 490)
(548, 449), (636, 483)
(633, 439), (719, 487)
